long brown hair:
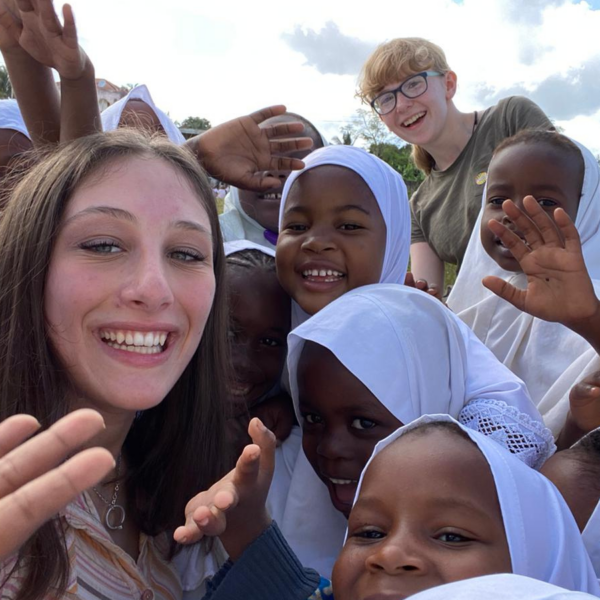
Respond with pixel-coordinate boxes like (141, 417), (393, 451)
(0, 130), (229, 599)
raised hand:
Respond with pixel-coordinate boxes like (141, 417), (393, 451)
(0, 409), (114, 559)
(174, 418), (275, 560)
(404, 272), (443, 301)
(190, 105), (313, 191)
(482, 196), (599, 329)
(0, 0), (23, 51)
(16, 0), (87, 80)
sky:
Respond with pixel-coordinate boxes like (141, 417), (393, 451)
(13, 0), (600, 153)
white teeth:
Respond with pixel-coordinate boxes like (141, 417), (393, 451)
(329, 478), (357, 485)
(302, 269), (345, 279)
(319, 270), (326, 276)
(100, 329), (170, 352)
(403, 111), (425, 126)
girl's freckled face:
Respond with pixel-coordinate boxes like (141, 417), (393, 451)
(332, 429), (512, 600)
(44, 156), (215, 415)
(276, 165), (387, 316)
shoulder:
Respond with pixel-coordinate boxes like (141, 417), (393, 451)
(492, 96), (552, 130)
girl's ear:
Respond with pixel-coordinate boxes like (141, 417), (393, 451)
(444, 71), (458, 101)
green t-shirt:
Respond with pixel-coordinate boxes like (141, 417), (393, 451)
(410, 96), (553, 266)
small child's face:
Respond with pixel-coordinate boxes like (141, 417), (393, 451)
(227, 266), (291, 411)
(481, 142), (582, 272)
(119, 100), (165, 136)
(277, 165), (387, 316)
(297, 342), (402, 517)
(332, 429), (512, 600)
(238, 115), (320, 233)
(0, 129), (32, 185)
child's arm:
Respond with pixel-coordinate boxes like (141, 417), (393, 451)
(184, 106), (313, 191)
(482, 196), (600, 355)
(0, 0), (60, 145)
(15, 0), (100, 142)
(0, 409), (114, 560)
(557, 371), (600, 449)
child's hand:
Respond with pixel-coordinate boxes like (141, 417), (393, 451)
(192, 105), (313, 191)
(404, 272), (443, 301)
(0, 409), (114, 560)
(0, 0), (23, 51)
(174, 418), (276, 560)
(251, 393), (295, 446)
(569, 371), (600, 434)
(15, 0), (87, 80)
(482, 196), (599, 329)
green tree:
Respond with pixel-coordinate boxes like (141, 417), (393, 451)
(0, 66), (13, 99)
(369, 142), (424, 185)
(342, 108), (395, 147)
(178, 116), (211, 130)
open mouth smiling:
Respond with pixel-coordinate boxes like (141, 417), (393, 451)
(99, 329), (170, 354)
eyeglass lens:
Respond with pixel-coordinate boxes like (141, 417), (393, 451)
(375, 74), (428, 114)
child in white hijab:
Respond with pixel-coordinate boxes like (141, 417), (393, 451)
(276, 145), (411, 327)
(268, 284), (553, 578)
(220, 113), (326, 250)
(447, 131), (600, 436)
(175, 415), (599, 599)
(101, 84), (185, 144)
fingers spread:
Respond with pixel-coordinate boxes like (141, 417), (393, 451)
(263, 122), (306, 139)
(270, 139), (313, 155)
(487, 219), (530, 264)
(0, 415), (40, 459)
(553, 207), (582, 253)
(482, 275), (526, 311)
(0, 447), (113, 559)
(521, 196), (563, 247)
(0, 409), (106, 497)
(250, 105), (286, 125)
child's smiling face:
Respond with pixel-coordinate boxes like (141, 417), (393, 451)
(481, 142), (583, 272)
(276, 165), (387, 316)
(297, 342), (402, 517)
(332, 426), (512, 600)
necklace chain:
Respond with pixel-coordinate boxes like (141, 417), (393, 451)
(92, 454), (126, 531)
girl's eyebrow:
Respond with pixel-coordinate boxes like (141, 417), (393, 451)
(334, 204), (371, 215)
(64, 206), (211, 236)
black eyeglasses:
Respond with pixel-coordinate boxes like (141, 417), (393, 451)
(370, 71), (442, 116)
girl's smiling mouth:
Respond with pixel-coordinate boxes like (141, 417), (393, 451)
(99, 329), (170, 354)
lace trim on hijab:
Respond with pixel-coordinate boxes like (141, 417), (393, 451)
(459, 399), (556, 470)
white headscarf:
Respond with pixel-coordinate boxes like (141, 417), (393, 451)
(0, 99), (30, 139)
(101, 84), (185, 145)
(224, 239), (275, 258)
(272, 284), (554, 579)
(583, 498), (600, 581)
(447, 139), (600, 435)
(357, 415), (600, 595)
(277, 145), (411, 327)
(220, 187), (278, 250)
(410, 574), (600, 600)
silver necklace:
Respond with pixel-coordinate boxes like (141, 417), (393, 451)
(92, 454), (126, 530)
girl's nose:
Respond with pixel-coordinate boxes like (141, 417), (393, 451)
(119, 254), (174, 311)
(317, 428), (355, 461)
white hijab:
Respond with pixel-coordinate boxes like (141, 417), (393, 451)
(219, 187), (278, 250)
(358, 415), (600, 595)
(277, 145), (411, 327)
(272, 284), (554, 579)
(0, 99), (30, 139)
(224, 239), (275, 258)
(447, 140), (600, 435)
(410, 574), (600, 599)
(101, 84), (185, 145)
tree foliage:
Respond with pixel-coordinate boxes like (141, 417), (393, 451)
(369, 143), (424, 184)
(0, 66), (13, 100)
(178, 116), (211, 130)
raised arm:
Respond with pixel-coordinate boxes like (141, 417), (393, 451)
(185, 105), (313, 191)
(0, 0), (60, 145)
(15, 0), (100, 142)
(409, 241), (444, 299)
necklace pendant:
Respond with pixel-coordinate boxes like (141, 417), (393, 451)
(105, 504), (126, 530)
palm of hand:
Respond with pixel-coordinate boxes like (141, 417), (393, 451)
(518, 244), (597, 324)
(18, 9), (85, 79)
(0, 0), (22, 50)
